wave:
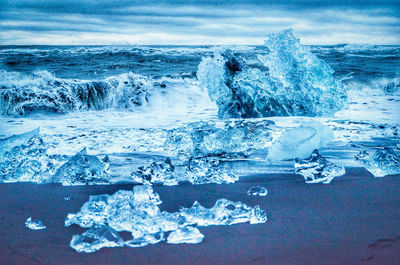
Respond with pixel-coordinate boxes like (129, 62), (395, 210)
(344, 76), (400, 94)
(0, 70), (159, 116)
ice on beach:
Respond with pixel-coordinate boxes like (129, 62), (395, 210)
(294, 150), (345, 184)
(197, 29), (347, 118)
(185, 157), (238, 185)
(164, 119), (275, 158)
(247, 186), (268, 196)
(131, 157), (238, 186)
(25, 217), (46, 230)
(66, 185), (266, 252)
(70, 225), (124, 253)
(268, 121), (334, 161)
(355, 148), (400, 177)
(0, 130), (49, 183)
(0, 128), (40, 156)
(131, 158), (178, 186)
(167, 226), (204, 244)
(53, 148), (110, 185)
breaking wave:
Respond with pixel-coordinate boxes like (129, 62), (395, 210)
(0, 70), (158, 116)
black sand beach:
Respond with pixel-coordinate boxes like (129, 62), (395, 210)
(0, 168), (399, 265)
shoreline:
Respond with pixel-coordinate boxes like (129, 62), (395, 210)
(0, 168), (399, 264)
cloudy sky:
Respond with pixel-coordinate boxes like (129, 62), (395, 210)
(0, 0), (399, 45)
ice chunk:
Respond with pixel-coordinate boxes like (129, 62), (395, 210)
(0, 128), (40, 156)
(0, 133), (49, 183)
(355, 148), (400, 177)
(268, 121), (334, 160)
(185, 158), (238, 185)
(130, 157), (238, 186)
(167, 227), (204, 244)
(131, 158), (178, 186)
(294, 150), (345, 184)
(247, 186), (268, 196)
(180, 199), (267, 226)
(53, 148), (110, 185)
(197, 29), (347, 118)
(66, 185), (266, 252)
(165, 119), (275, 158)
(25, 217), (46, 230)
(70, 225), (124, 253)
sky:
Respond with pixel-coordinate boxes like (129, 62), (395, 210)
(0, 0), (399, 45)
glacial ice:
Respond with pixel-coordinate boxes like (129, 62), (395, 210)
(66, 185), (266, 252)
(164, 119), (275, 158)
(131, 157), (238, 186)
(268, 121), (334, 160)
(197, 29), (347, 118)
(167, 226), (204, 244)
(25, 217), (46, 230)
(70, 225), (124, 253)
(0, 70), (152, 116)
(185, 157), (238, 185)
(53, 148), (110, 185)
(355, 148), (400, 177)
(131, 158), (178, 186)
(0, 131), (49, 183)
(0, 128), (40, 156)
(294, 150), (345, 184)
(247, 186), (268, 196)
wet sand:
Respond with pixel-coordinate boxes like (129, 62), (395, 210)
(0, 167), (399, 265)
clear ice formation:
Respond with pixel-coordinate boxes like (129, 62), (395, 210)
(247, 186), (268, 196)
(0, 127), (40, 156)
(294, 150), (345, 184)
(164, 119), (275, 158)
(0, 129), (111, 185)
(131, 158), (179, 186)
(185, 157), (238, 185)
(355, 148), (400, 177)
(167, 226), (204, 244)
(268, 121), (334, 160)
(65, 185), (266, 252)
(197, 29), (347, 118)
(70, 225), (124, 253)
(25, 217), (46, 230)
(0, 131), (49, 183)
(53, 147), (110, 185)
(131, 157), (238, 186)
(0, 70), (152, 116)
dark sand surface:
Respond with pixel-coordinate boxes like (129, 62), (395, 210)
(0, 168), (399, 265)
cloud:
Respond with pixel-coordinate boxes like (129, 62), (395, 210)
(0, 1), (399, 44)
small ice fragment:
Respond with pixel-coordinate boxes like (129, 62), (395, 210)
(25, 217), (46, 230)
(131, 158), (178, 186)
(268, 121), (334, 161)
(186, 158), (238, 185)
(247, 186), (268, 196)
(250, 205), (268, 224)
(70, 225), (124, 253)
(65, 196), (71, 201)
(294, 150), (345, 184)
(167, 227), (204, 244)
(355, 148), (400, 177)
